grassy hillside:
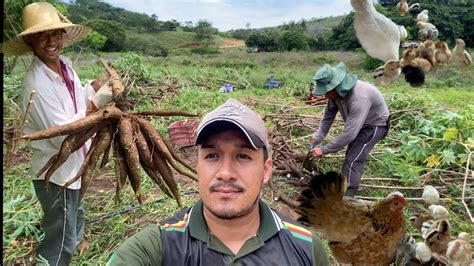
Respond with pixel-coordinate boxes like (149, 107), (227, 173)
(305, 16), (345, 37)
(127, 30), (243, 51)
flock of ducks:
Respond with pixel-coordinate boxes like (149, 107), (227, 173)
(350, 0), (472, 88)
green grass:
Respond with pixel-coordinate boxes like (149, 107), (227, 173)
(3, 49), (474, 264)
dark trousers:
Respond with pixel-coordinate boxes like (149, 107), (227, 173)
(33, 180), (85, 266)
(342, 125), (388, 196)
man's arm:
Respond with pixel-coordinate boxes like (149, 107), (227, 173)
(107, 224), (163, 266)
(311, 101), (338, 145)
(320, 97), (371, 154)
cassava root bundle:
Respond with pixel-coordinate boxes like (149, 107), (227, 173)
(22, 61), (198, 207)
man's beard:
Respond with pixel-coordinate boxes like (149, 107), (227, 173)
(205, 182), (262, 220)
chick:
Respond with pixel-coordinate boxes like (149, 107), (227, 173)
(409, 3), (422, 19)
(417, 21), (439, 41)
(395, 235), (417, 265)
(418, 40), (436, 67)
(428, 204), (449, 220)
(453, 38), (472, 68)
(418, 29), (439, 42)
(422, 185), (440, 205)
(409, 212), (432, 231)
(416, 242), (432, 263)
(410, 57), (432, 73)
(421, 220), (435, 239)
(417, 9), (429, 22)
(434, 40), (452, 65)
(401, 64), (425, 87)
(373, 59), (402, 87)
(397, 0), (409, 16)
(401, 47), (418, 66)
(425, 219), (451, 254)
(446, 232), (472, 266)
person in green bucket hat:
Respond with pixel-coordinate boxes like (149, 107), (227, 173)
(309, 62), (390, 196)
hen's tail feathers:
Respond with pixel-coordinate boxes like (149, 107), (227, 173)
(402, 65), (425, 87)
(297, 171), (346, 224)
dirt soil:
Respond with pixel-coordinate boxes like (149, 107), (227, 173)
(219, 39), (245, 49)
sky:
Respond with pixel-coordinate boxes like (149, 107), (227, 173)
(104, 0), (355, 31)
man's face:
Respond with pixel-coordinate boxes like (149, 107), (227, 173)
(325, 89), (340, 101)
(197, 129), (272, 220)
(26, 29), (64, 64)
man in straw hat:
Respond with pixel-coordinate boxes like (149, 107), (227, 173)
(309, 62), (390, 197)
(107, 99), (330, 265)
(1, 2), (114, 265)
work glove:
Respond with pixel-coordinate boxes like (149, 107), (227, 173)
(92, 79), (113, 108)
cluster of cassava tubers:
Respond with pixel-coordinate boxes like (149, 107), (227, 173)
(22, 61), (198, 207)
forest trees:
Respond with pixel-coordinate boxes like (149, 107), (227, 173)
(85, 19), (126, 51)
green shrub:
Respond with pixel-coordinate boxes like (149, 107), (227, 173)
(169, 49), (192, 56)
(312, 54), (337, 65)
(114, 53), (150, 82)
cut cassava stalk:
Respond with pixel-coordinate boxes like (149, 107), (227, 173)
(131, 110), (199, 117)
(100, 60), (124, 98)
(152, 151), (183, 207)
(119, 117), (143, 204)
(135, 117), (198, 181)
(22, 106), (122, 141)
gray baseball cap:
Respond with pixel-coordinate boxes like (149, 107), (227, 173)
(195, 98), (269, 151)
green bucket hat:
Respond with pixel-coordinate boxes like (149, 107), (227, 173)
(313, 62), (357, 97)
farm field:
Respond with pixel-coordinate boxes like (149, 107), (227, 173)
(3, 49), (474, 264)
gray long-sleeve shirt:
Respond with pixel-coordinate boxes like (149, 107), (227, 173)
(313, 80), (389, 154)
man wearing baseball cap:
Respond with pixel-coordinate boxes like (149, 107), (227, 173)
(108, 99), (329, 265)
(1, 2), (114, 264)
(310, 62), (390, 196)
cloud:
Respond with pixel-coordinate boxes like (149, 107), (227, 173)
(105, 0), (353, 31)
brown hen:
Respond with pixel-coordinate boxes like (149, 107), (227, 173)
(297, 172), (407, 265)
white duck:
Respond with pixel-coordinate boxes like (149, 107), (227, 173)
(351, 0), (406, 62)
(417, 9), (429, 22)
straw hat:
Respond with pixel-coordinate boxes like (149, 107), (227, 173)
(1, 2), (92, 56)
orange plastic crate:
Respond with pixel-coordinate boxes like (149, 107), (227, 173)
(167, 118), (198, 148)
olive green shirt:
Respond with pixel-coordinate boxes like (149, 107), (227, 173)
(108, 201), (330, 265)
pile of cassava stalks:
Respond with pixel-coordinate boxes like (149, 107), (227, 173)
(22, 61), (198, 207)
